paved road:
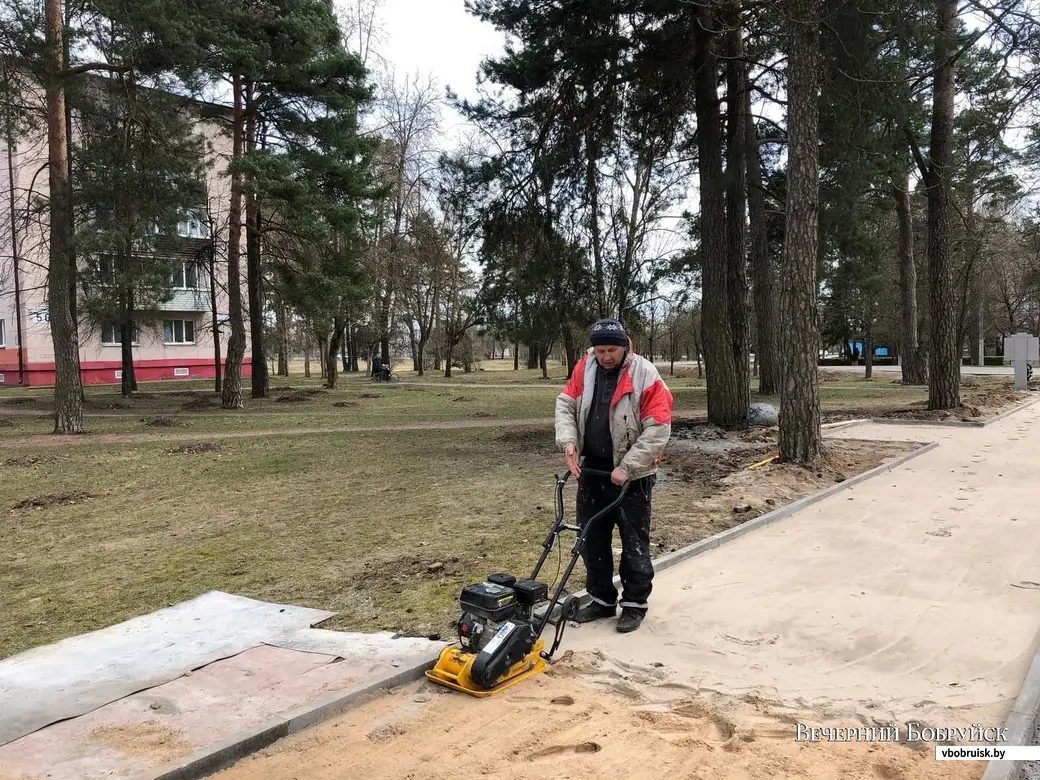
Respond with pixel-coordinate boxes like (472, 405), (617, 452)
(565, 398), (1040, 732)
(818, 363), (1013, 377)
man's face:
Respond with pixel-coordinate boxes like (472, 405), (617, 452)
(594, 345), (626, 369)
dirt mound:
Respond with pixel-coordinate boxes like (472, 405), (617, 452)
(452, 396), (475, 402)
(273, 386), (327, 396)
(167, 443), (223, 454)
(180, 396), (219, 412)
(13, 491), (96, 510)
(141, 415), (186, 428)
(276, 391), (313, 404)
(85, 397), (130, 410)
(359, 393), (382, 399)
(2, 397), (34, 405)
(333, 401), (359, 408)
(5, 454), (57, 467)
(361, 554), (466, 592)
(495, 426), (557, 455)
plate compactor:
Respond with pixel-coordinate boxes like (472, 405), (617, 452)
(425, 466), (629, 697)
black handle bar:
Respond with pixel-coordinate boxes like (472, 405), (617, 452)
(556, 465), (626, 481)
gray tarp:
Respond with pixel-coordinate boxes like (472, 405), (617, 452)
(0, 591), (334, 746)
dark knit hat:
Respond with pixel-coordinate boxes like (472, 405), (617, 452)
(590, 318), (629, 347)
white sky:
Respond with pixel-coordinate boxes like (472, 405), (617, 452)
(365, 0), (507, 143)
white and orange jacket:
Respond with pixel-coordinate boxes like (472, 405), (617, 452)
(554, 344), (673, 480)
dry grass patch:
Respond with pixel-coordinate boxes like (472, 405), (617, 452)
(1, 421), (920, 660)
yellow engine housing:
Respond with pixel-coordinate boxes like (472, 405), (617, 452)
(424, 639), (547, 697)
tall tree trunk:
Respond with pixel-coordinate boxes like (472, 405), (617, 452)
(62, 2), (81, 403)
(44, 0), (83, 433)
(209, 243), (223, 393)
(326, 318), (343, 389)
(221, 74), (247, 410)
(410, 326), (420, 372)
(778, 0), (823, 463)
(444, 341), (454, 379)
(725, 17), (751, 415)
(864, 320), (874, 379)
(276, 302), (288, 376)
(246, 106), (268, 399)
(925, 0), (961, 410)
(563, 325), (578, 379)
(513, 341), (519, 370)
(304, 336), (311, 378)
(746, 85), (780, 395)
(540, 344), (549, 380)
(527, 343), (539, 369)
(120, 284), (134, 397)
(693, 5), (744, 426)
(892, 175), (926, 384)
(349, 321), (359, 372)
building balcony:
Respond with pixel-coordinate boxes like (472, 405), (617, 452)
(159, 287), (211, 313)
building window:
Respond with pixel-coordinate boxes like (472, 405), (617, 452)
(101, 322), (139, 346)
(0, 319), (5, 347)
(94, 256), (116, 285)
(171, 261), (200, 289)
(163, 319), (195, 344)
(177, 216), (207, 238)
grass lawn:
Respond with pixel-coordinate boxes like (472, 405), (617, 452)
(0, 370), (1031, 660)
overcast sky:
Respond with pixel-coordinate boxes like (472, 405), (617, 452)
(360, 0), (507, 142)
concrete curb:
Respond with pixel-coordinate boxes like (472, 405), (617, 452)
(981, 644), (1040, 780)
(138, 659), (436, 780)
(137, 434), (940, 780)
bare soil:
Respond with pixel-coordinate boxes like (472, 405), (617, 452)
(12, 491), (97, 510)
(166, 443), (223, 454)
(874, 387), (1032, 423)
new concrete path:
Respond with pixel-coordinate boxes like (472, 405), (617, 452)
(565, 403), (1040, 733)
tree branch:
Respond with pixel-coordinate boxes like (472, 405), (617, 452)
(66, 63), (134, 76)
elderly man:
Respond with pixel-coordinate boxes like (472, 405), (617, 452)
(554, 318), (673, 633)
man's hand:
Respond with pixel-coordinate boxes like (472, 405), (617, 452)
(611, 467), (627, 486)
(565, 444), (581, 479)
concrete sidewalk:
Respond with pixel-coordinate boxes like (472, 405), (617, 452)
(565, 404), (1040, 731)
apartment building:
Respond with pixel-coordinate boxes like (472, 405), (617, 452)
(0, 75), (252, 386)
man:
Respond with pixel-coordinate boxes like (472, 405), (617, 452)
(554, 318), (673, 633)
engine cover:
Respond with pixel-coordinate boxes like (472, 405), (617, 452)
(469, 620), (539, 688)
(459, 581), (517, 622)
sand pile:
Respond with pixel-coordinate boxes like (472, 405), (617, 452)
(212, 650), (982, 780)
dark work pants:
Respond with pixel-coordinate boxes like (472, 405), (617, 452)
(576, 470), (656, 612)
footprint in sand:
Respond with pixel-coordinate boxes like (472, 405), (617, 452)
(527, 742), (602, 760)
(550, 696), (575, 706)
(927, 528), (953, 537)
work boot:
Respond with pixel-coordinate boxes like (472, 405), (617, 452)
(571, 601), (616, 623)
(616, 607), (645, 633)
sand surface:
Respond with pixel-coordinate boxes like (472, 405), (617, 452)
(556, 412), (1040, 731)
(214, 401), (1040, 779)
(212, 652), (982, 780)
